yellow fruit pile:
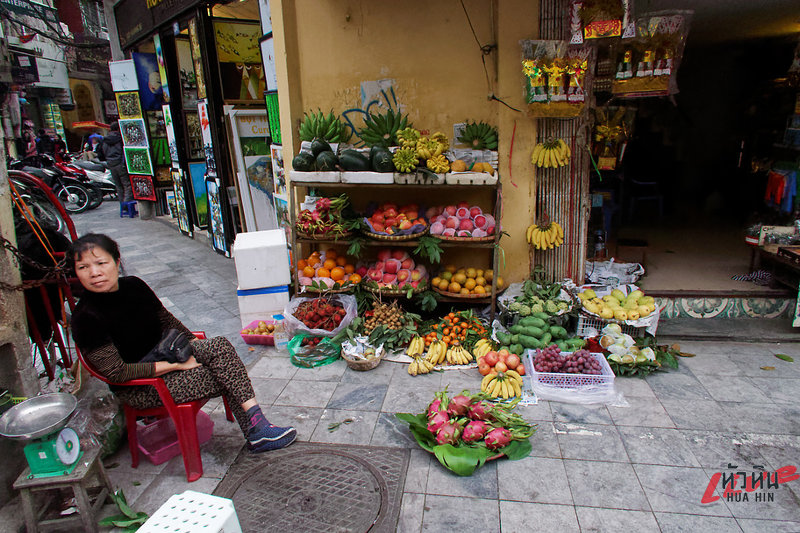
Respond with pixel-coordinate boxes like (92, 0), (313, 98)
(431, 265), (504, 296)
(577, 288), (657, 321)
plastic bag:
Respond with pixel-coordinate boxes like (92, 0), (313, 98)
(69, 387), (125, 458)
(529, 380), (628, 407)
(584, 258), (644, 285)
(283, 294), (357, 338)
(288, 334), (341, 368)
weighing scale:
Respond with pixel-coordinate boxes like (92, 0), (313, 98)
(0, 393), (83, 478)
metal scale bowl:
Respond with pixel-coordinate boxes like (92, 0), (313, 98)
(0, 393), (83, 478)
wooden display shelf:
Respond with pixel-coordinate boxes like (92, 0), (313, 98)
(290, 181), (500, 189)
(295, 237), (496, 248)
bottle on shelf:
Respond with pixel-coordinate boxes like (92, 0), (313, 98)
(593, 229), (607, 260)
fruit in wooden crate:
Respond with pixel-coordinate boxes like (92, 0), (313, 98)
(297, 249), (360, 289)
(366, 202), (427, 235)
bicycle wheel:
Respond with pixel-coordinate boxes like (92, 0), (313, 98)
(56, 184), (91, 213)
(85, 183), (104, 210)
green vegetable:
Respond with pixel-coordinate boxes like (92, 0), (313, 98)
(509, 302), (522, 312)
(315, 151), (339, 171)
(540, 332), (552, 346)
(510, 343), (524, 355)
(521, 326), (544, 338)
(495, 332), (512, 345)
(518, 304), (532, 317)
(509, 324), (523, 335)
(511, 334), (520, 344)
(517, 334), (540, 349)
(556, 340), (567, 352)
(566, 338), (586, 348)
(371, 148), (394, 172)
(292, 152), (315, 171)
(532, 312), (550, 320)
(549, 326), (568, 340)
(311, 138), (332, 157)
(339, 150), (370, 171)
(519, 317), (547, 329)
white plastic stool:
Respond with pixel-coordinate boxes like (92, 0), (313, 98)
(139, 490), (242, 533)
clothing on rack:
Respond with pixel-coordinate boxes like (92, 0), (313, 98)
(764, 169), (797, 214)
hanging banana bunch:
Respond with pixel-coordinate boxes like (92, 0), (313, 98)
(530, 138), (571, 169)
(526, 219), (564, 250)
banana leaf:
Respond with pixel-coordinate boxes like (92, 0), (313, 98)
(433, 444), (494, 476)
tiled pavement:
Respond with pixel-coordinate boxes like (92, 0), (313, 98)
(2, 201), (799, 532)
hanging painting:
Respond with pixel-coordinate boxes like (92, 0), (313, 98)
(214, 20), (264, 100)
(132, 53), (164, 111)
(119, 119), (148, 147)
(206, 178), (229, 256)
(124, 147), (153, 176)
(188, 19), (206, 99)
(153, 34), (171, 103)
(197, 100), (216, 175)
(109, 59), (138, 92)
(187, 161), (208, 227)
(171, 168), (193, 236)
(130, 174), (157, 201)
(115, 91), (142, 120)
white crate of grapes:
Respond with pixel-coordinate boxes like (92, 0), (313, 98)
(527, 346), (615, 390)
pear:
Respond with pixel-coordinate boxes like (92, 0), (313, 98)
(627, 310), (640, 321)
(603, 294), (620, 304)
(611, 288), (626, 301)
(602, 323), (622, 336)
(600, 307), (614, 319)
(614, 309), (628, 321)
(639, 295), (654, 306)
(577, 292), (588, 301)
(583, 289), (597, 300)
(629, 289), (644, 300)
(608, 354), (623, 363)
(635, 354), (648, 364)
(600, 335), (616, 348)
(623, 299), (639, 310)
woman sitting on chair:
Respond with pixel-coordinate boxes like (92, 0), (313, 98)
(69, 233), (296, 452)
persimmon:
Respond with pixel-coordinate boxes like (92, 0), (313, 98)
(330, 267), (345, 281)
(478, 362), (492, 376)
(323, 258), (336, 270)
(302, 266), (315, 277)
(336, 256), (347, 266)
(316, 267), (331, 278)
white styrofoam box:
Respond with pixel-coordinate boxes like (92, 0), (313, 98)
(341, 171), (394, 184)
(290, 170), (340, 182)
(140, 490), (242, 533)
(232, 230), (291, 290)
(237, 285), (290, 327)
(445, 171), (498, 185)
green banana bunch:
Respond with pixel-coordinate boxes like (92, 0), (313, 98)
(457, 121), (498, 150)
(396, 127), (421, 149)
(358, 108), (410, 148)
(298, 110), (353, 143)
(392, 147), (419, 173)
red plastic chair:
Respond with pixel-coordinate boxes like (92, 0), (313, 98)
(76, 331), (235, 482)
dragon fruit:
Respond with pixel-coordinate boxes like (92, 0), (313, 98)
(447, 393), (472, 417)
(484, 427), (512, 450)
(467, 400), (494, 421)
(462, 420), (489, 443)
(426, 398), (443, 419)
(427, 411), (450, 433)
(435, 420), (462, 445)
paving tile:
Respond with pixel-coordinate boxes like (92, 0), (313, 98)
(403, 448), (431, 494)
(737, 434), (800, 472)
(683, 342), (773, 357)
(575, 506), (660, 532)
(607, 396), (675, 427)
(747, 377), (800, 404)
(259, 404), (323, 441)
(439, 368), (482, 392)
(619, 426), (701, 467)
(654, 512), (743, 532)
(564, 460), (650, 510)
(106, 471), (157, 506)
(273, 380), (337, 408)
(633, 463), (730, 517)
(382, 383), (447, 414)
(421, 495), (499, 531)
(646, 371), (713, 401)
(499, 501), (579, 532)
(738, 518), (800, 532)
(692, 374), (773, 403)
(308, 408), (380, 445)
(397, 492), (425, 533)
(555, 422), (629, 462)
(513, 399), (553, 421)
(159, 435), (242, 479)
(677, 352), (744, 377)
(679, 430), (769, 470)
(206, 405), (245, 438)
(291, 358), (348, 381)
(660, 399), (733, 431)
(390, 363), (443, 389)
(426, 458), (498, 499)
(524, 420), (561, 458)
(613, 376), (657, 398)
(729, 353), (800, 377)
(250, 377), (289, 407)
(326, 382), (388, 411)
(719, 401), (800, 435)
(340, 359), (396, 384)
(550, 402), (612, 425)
(497, 456), (572, 504)
(713, 468), (800, 521)
(247, 356), (299, 380)
(370, 412), (418, 448)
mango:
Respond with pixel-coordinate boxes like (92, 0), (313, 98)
(583, 289), (597, 300)
(611, 289), (626, 301)
(600, 307), (614, 319)
(614, 309), (628, 321)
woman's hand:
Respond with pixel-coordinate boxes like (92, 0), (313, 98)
(175, 356), (202, 371)
(153, 356), (202, 376)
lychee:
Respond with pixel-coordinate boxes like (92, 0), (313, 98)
(456, 207), (470, 219)
(473, 214), (486, 229)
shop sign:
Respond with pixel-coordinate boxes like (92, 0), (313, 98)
(0, 0), (59, 25)
(235, 114), (269, 138)
(114, 0), (154, 49)
(33, 57), (69, 89)
(584, 19), (622, 39)
(10, 50), (38, 84)
(150, 0), (202, 23)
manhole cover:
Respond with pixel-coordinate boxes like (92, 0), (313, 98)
(214, 443), (409, 533)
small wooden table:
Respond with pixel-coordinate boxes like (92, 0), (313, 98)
(13, 446), (113, 533)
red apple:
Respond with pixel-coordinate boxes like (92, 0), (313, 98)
(486, 224), (495, 234)
(484, 351), (499, 366)
(377, 249), (392, 261)
(396, 269), (411, 282)
(375, 261), (385, 272)
(457, 201), (469, 208)
(384, 208), (398, 219)
(473, 214), (487, 228)
(410, 280), (420, 288)
(372, 222), (385, 233)
(445, 217), (458, 229)
(399, 220), (413, 230)
(459, 219), (474, 231)
(405, 210), (418, 220)
(442, 228), (456, 237)
(367, 268), (382, 281)
(391, 249), (409, 261)
(382, 273), (397, 284)
(401, 257), (415, 270)
(372, 212), (385, 222)
(356, 266), (368, 277)
(457, 230), (472, 237)
(384, 217), (397, 228)
(384, 259), (400, 274)
(410, 265), (427, 280)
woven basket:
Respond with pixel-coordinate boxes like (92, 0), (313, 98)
(364, 283), (427, 297)
(296, 230), (353, 240)
(433, 286), (494, 299)
(436, 234), (495, 243)
(302, 284), (355, 294)
(363, 229), (428, 241)
(341, 351), (383, 371)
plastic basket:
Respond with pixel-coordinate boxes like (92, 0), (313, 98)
(240, 319), (279, 345)
(137, 411), (214, 465)
(526, 351), (615, 389)
(575, 313), (646, 338)
(140, 490), (242, 533)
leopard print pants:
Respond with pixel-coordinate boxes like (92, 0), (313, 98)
(114, 336), (255, 435)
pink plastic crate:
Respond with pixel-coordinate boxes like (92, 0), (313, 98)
(136, 411), (214, 465)
(240, 319), (279, 345)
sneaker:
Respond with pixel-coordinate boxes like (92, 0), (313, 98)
(247, 424), (297, 453)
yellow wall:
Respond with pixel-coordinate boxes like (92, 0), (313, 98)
(272, 0), (539, 283)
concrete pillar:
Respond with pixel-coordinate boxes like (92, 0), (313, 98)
(139, 200), (156, 220)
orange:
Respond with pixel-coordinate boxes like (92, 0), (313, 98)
(336, 256), (347, 266)
(473, 285), (486, 295)
(460, 288), (470, 295)
(464, 278), (476, 290)
(323, 258), (337, 270)
(317, 267), (331, 278)
(444, 264), (457, 273)
(297, 259), (308, 270)
(344, 264), (355, 274)
(453, 273), (467, 285)
(475, 276), (486, 286)
(448, 281), (461, 293)
(431, 277), (441, 287)
(496, 276), (505, 289)
(330, 267), (345, 281)
(348, 273), (362, 284)
(325, 248), (337, 259)
(302, 266), (315, 277)
(438, 279), (450, 291)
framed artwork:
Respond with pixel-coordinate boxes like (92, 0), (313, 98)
(104, 99), (119, 117)
(130, 174), (157, 201)
(188, 19), (206, 99)
(171, 168), (193, 236)
(165, 190), (176, 217)
(124, 147), (153, 176)
(109, 59), (138, 91)
(184, 111), (203, 160)
(154, 166), (171, 184)
(187, 161), (208, 228)
(197, 100), (216, 174)
(176, 38), (198, 109)
(163, 104), (180, 167)
(119, 119), (148, 147)
(214, 20), (263, 100)
(259, 35), (278, 92)
(153, 34), (171, 103)
(146, 110), (166, 138)
(116, 91), (142, 119)
(270, 143), (285, 196)
(258, 0), (272, 34)
(206, 178), (229, 256)
(132, 53), (164, 111)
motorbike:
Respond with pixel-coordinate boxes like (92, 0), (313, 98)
(63, 153), (117, 201)
(8, 155), (93, 213)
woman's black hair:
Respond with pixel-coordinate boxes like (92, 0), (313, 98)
(68, 233), (121, 266)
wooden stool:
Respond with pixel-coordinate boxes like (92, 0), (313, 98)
(13, 446), (113, 533)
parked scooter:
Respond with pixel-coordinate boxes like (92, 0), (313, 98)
(64, 153), (117, 200)
(8, 155), (93, 213)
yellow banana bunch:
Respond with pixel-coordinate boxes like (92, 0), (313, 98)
(526, 221), (564, 250)
(415, 137), (437, 160)
(408, 356), (435, 376)
(430, 132), (450, 151)
(531, 137), (571, 169)
(472, 338), (494, 360)
(425, 340), (447, 366)
(445, 343), (473, 365)
(426, 154), (450, 173)
(406, 336), (426, 358)
(481, 371), (524, 399)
